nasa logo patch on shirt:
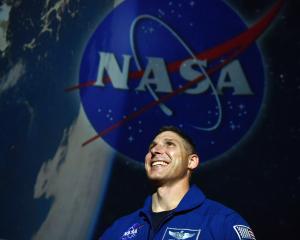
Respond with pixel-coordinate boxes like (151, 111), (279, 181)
(121, 223), (144, 240)
(162, 227), (201, 240)
(233, 225), (256, 240)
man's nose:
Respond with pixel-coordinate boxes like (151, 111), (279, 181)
(151, 143), (164, 154)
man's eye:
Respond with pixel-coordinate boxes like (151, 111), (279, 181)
(166, 141), (175, 146)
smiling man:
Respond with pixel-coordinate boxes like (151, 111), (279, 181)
(101, 126), (256, 240)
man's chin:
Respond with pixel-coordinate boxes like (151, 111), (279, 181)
(147, 175), (168, 187)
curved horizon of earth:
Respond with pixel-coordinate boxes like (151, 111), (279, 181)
(0, 0), (120, 239)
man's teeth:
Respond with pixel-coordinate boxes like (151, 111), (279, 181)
(152, 161), (168, 166)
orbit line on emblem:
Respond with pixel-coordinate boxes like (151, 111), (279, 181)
(130, 14), (222, 131)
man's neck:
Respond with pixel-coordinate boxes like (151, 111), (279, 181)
(151, 180), (190, 212)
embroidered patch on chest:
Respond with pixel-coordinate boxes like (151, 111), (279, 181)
(162, 227), (201, 240)
(121, 223), (144, 240)
(233, 225), (256, 240)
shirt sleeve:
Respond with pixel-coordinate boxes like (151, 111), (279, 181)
(100, 220), (120, 240)
(99, 225), (113, 240)
(224, 212), (256, 240)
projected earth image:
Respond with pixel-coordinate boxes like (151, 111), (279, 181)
(0, 1), (118, 239)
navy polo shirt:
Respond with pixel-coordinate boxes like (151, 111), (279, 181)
(101, 185), (255, 240)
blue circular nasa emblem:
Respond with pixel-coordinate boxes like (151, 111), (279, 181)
(79, 0), (267, 163)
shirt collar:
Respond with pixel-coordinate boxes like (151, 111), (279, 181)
(139, 185), (206, 220)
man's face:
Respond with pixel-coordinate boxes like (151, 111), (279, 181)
(145, 131), (192, 185)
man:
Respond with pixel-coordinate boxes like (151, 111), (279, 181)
(101, 126), (256, 240)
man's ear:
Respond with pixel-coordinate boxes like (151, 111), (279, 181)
(188, 154), (199, 170)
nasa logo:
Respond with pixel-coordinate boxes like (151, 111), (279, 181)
(76, 0), (283, 163)
(121, 223), (143, 240)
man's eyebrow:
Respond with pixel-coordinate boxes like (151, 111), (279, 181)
(164, 138), (180, 144)
(164, 138), (175, 142)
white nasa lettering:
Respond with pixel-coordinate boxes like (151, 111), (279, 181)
(180, 59), (209, 94)
(95, 52), (131, 89)
(95, 52), (253, 96)
(217, 60), (253, 95)
(136, 57), (173, 93)
(123, 228), (137, 237)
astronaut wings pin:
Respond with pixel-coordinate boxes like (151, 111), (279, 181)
(168, 230), (196, 239)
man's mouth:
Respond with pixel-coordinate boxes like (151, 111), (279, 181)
(151, 161), (169, 167)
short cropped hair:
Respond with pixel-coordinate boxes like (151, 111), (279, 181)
(155, 125), (197, 155)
